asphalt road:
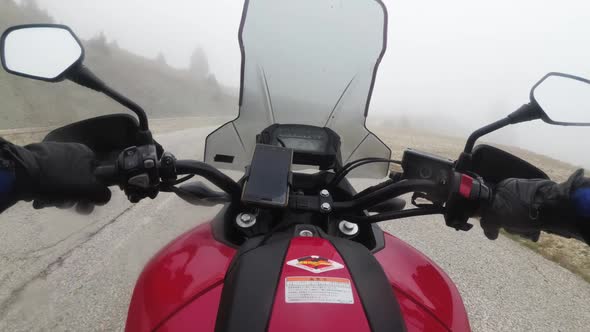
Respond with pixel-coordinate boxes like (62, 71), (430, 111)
(0, 126), (589, 331)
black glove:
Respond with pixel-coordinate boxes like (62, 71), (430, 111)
(480, 169), (590, 244)
(2, 141), (111, 214)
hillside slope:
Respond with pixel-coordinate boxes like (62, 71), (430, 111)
(0, 0), (238, 130)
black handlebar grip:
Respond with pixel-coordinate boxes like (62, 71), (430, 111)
(94, 165), (119, 186)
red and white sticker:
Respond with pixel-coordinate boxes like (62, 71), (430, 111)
(286, 255), (344, 274)
(285, 277), (354, 304)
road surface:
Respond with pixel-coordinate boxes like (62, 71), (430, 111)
(0, 127), (589, 331)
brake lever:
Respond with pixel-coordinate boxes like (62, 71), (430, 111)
(367, 197), (406, 213)
(411, 192), (442, 208)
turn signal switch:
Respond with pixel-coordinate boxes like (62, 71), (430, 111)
(118, 145), (159, 202)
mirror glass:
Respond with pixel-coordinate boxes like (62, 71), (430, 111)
(533, 74), (590, 125)
(1, 26), (82, 80)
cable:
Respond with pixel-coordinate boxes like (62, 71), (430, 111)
(340, 157), (383, 171)
(338, 157), (401, 178)
(330, 158), (401, 187)
(331, 158), (386, 184)
(171, 174), (195, 185)
(276, 137), (286, 147)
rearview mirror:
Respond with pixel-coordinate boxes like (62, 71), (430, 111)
(0, 23), (151, 134)
(460, 71), (590, 163)
(531, 72), (590, 126)
(0, 24), (83, 82)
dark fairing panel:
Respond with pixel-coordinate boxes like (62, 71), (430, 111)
(205, 0), (391, 178)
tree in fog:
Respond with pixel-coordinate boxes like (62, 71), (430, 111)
(156, 52), (167, 66)
(21, 0), (39, 11)
(189, 47), (210, 79)
(88, 31), (110, 54)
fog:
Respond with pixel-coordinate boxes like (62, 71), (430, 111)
(24, 0), (590, 167)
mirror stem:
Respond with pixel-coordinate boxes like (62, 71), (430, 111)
(463, 117), (511, 153)
(463, 103), (540, 153)
(67, 65), (150, 132)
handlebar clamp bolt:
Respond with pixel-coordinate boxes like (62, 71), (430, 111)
(236, 213), (256, 228)
(320, 202), (332, 213)
(320, 189), (330, 198)
(339, 221), (359, 236)
(299, 230), (314, 237)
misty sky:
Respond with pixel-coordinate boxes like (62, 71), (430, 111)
(28, 0), (590, 167)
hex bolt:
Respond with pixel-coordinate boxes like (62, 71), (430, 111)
(299, 230), (314, 237)
(320, 189), (330, 198)
(320, 202), (332, 212)
(236, 213), (256, 228)
(339, 220), (359, 236)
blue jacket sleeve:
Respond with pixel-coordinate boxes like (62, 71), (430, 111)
(0, 164), (16, 204)
(572, 187), (590, 218)
(0, 138), (17, 212)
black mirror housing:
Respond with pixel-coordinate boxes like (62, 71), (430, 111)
(0, 24), (84, 82)
(531, 72), (590, 126)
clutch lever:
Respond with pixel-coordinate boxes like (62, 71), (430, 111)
(170, 181), (231, 207)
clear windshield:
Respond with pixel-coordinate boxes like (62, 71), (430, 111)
(205, 0), (390, 178)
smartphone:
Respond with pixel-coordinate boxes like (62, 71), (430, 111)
(242, 144), (293, 207)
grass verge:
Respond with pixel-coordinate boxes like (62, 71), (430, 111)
(502, 231), (590, 283)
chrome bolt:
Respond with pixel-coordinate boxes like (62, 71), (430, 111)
(299, 230), (314, 237)
(320, 189), (330, 198)
(236, 213), (256, 228)
(339, 220), (359, 236)
(320, 202), (332, 212)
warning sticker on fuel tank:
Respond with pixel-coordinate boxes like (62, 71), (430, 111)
(285, 277), (354, 304)
(286, 255), (344, 274)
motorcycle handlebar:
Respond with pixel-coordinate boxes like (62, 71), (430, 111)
(333, 172), (491, 223)
(175, 160), (241, 197)
(332, 179), (442, 213)
(94, 165), (120, 186)
(94, 149), (488, 222)
(94, 159), (241, 198)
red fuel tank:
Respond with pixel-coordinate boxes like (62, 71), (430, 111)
(126, 224), (469, 332)
(125, 223), (235, 332)
(376, 234), (471, 331)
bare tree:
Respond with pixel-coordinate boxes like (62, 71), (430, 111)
(156, 52), (167, 66)
(189, 47), (209, 79)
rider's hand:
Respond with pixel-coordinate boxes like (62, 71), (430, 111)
(4, 141), (111, 214)
(480, 169), (590, 244)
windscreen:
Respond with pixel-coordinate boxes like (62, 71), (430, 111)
(205, 0), (391, 178)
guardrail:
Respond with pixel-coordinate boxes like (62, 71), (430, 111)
(0, 116), (233, 145)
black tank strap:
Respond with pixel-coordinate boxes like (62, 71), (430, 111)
(214, 233), (292, 332)
(328, 235), (407, 332)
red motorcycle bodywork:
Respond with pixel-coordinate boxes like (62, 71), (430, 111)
(126, 223), (470, 332)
